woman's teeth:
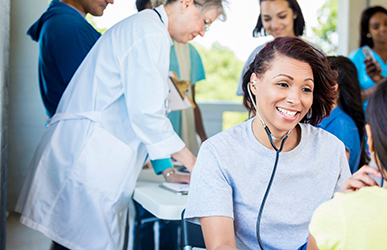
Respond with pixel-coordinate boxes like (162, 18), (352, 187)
(277, 107), (297, 117)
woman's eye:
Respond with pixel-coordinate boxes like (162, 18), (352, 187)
(302, 87), (312, 93)
(263, 17), (271, 22)
(279, 15), (287, 19)
(278, 82), (288, 87)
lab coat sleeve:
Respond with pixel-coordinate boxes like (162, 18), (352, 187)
(120, 32), (185, 160)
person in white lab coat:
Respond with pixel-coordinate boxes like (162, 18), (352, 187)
(15, 1), (227, 250)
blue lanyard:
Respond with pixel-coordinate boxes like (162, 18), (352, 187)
(153, 9), (164, 24)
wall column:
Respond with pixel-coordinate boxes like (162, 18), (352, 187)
(8, 0), (48, 211)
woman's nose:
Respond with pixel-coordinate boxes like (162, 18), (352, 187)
(286, 90), (300, 105)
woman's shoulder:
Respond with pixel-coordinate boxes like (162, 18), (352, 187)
(205, 119), (253, 147)
(300, 123), (345, 147)
(348, 47), (365, 60)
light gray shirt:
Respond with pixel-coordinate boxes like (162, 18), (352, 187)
(185, 118), (351, 250)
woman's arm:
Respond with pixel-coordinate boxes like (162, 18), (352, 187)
(171, 146), (196, 172)
(361, 86), (376, 102)
(306, 234), (319, 250)
(200, 216), (238, 250)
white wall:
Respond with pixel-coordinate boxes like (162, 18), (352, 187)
(7, 0), (48, 210)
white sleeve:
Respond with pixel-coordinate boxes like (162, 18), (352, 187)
(120, 32), (185, 160)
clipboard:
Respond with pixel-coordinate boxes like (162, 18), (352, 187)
(159, 182), (189, 195)
(167, 71), (196, 111)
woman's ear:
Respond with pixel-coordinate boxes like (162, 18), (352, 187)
(334, 83), (338, 92)
(180, 0), (193, 10)
(365, 124), (374, 153)
(250, 73), (259, 94)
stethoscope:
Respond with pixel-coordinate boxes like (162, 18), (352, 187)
(247, 81), (292, 250)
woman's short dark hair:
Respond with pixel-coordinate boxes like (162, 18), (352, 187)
(359, 6), (387, 48)
(253, 0), (305, 37)
(366, 78), (387, 179)
(242, 37), (336, 126)
(327, 56), (370, 169)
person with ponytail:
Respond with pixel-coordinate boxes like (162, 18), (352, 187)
(317, 56), (370, 174)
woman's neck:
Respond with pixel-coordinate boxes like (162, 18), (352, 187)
(251, 118), (301, 152)
(372, 42), (387, 63)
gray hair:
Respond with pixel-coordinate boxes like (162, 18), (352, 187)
(165, 0), (228, 21)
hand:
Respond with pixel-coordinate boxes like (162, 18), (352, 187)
(364, 58), (383, 83)
(164, 170), (191, 184)
(341, 165), (382, 193)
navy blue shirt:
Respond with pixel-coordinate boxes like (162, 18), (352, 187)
(27, 0), (100, 117)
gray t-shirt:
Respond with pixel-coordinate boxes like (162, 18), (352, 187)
(185, 118), (351, 250)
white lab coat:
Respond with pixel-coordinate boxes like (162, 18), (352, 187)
(15, 5), (184, 250)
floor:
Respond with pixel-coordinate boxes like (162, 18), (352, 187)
(5, 201), (136, 250)
(6, 211), (51, 250)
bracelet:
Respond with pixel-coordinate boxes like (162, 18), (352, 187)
(164, 169), (176, 180)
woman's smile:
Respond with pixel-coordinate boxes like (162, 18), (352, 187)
(276, 107), (299, 120)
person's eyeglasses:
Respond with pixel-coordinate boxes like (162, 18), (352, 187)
(193, 0), (211, 32)
(203, 19), (211, 31)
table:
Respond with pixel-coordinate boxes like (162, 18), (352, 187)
(133, 169), (188, 220)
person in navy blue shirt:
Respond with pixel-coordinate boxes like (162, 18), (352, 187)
(318, 56), (370, 174)
(27, 0), (113, 118)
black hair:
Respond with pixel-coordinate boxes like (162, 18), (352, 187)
(242, 37), (337, 126)
(252, 0), (305, 37)
(327, 56), (370, 169)
(136, 0), (151, 11)
(366, 78), (387, 179)
(359, 6), (387, 48)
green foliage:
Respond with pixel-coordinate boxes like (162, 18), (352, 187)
(223, 111), (249, 130)
(312, 0), (338, 54)
(193, 42), (244, 102)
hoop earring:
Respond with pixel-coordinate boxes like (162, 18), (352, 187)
(366, 33), (372, 38)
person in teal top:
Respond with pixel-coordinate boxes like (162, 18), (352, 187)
(348, 6), (387, 113)
(168, 41), (207, 146)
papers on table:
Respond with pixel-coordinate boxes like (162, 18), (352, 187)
(160, 182), (189, 195)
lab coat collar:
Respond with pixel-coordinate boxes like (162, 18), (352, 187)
(154, 5), (173, 46)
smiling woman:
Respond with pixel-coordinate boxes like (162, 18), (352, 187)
(184, 37), (351, 250)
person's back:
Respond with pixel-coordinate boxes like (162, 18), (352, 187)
(28, 0), (112, 118)
(308, 79), (387, 250)
(309, 187), (387, 250)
